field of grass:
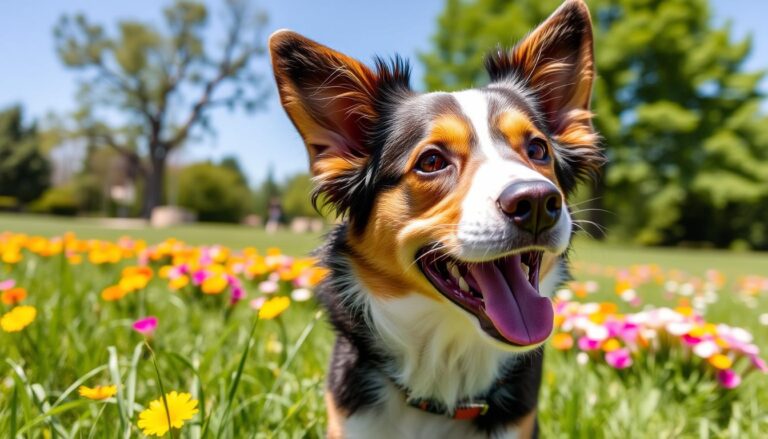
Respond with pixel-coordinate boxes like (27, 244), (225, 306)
(0, 213), (766, 438)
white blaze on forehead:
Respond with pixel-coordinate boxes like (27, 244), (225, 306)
(450, 90), (571, 259)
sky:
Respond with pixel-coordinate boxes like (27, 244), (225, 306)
(1, 0), (767, 187)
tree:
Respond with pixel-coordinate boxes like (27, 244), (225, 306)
(252, 165), (281, 219)
(0, 106), (51, 205)
(421, 0), (768, 249)
(281, 173), (321, 220)
(54, 0), (269, 218)
(177, 162), (252, 223)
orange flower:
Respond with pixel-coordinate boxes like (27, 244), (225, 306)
(201, 275), (227, 294)
(259, 296), (290, 320)
(101, 286), (126, 301)
(551, 333), (574, 350)
(602, 338), (621, 352)
(2, 287), (27, 305)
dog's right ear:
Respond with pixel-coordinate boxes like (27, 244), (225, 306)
(270, 30), (379, 188)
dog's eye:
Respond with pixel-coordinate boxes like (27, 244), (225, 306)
(527, 138), (549, 163)
(416, 152), (448, 173)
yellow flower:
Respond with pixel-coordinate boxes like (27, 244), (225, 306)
(78, 385), (117, 400)
(1, 305), (37, 332)
(169, 275), (189, 291)
(708, 354), (733, 370)
(138, 391), (199, 437)
(2, 250), (22, 264)
(259, 296), (290, 320)
(201, 275), (227, 295)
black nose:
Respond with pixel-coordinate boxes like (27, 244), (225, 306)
(498, 181), (562, 235)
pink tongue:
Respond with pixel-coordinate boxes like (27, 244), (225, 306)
(468, 255), (553, 345)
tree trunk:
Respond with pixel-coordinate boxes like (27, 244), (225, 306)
(142, 147), (167, 220)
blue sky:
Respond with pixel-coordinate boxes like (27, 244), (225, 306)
(1, 0), (766, 186)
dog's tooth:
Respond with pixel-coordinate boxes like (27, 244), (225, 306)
(449, 263), (460, 279)
(459, 277), (470, 292)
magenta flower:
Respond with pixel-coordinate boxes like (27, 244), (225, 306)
(192, 270), (208, 286)
(132, 316), (158, 336)
(578, 337), (601, 351)
(228, 275), (246, 305)
(0, 279), (15, 290)
(717, 369), (742, 389)
(605, 348), (633, 369)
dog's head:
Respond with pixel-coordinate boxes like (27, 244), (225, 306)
(270, 0), (602, 350)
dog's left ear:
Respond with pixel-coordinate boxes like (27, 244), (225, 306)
(486, 0), (595, 134)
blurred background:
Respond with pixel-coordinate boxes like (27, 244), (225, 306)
(1, 0), (767, 250)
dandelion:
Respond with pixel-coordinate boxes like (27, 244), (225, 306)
(132, 316), (158, 336)
(259, 296), (290, 320)
(1, 305), (36, 332)
(137, 391), (199, 436)
(78, 385), (117, 400)
(1, 287), (27, 305)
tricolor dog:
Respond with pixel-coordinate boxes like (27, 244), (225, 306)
(269, 0), (603, 437)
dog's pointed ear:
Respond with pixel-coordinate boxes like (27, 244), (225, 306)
(269, 30), (379, 171)
(485, 0), (595, 133)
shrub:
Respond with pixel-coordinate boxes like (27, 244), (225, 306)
(176, 163), (252, 223)
(30, 186), (79, 216)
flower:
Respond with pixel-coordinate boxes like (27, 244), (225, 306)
(258, 296), (290, 320)
(201, 274), (228, 294)
(132, 316), (158, 336)
(258, 280), (278, 294)
(2, 287), (27, 305)
(138, 391), (199, 436)
(290, 288), (312, 302)
(707, 354), (732, 370)
(101, 285), (127, 301)
(717, 369), (742, 389)
(605, 348), (633, 369)
(551, 333), (574, 350)
(78, 385), (117, 400)
(1, 305), (36, 332)
(0, 279), (15, 290)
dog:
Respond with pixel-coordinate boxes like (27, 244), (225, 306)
(269, 0), (602, 437)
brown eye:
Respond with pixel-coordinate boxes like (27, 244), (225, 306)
(416, 152), (448, 173)
(527, 138), (549, 163)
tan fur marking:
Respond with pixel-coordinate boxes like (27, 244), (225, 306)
(325, 391), (346, 439)
(347, 160), (481, 300)
(513, 409), (538, 439)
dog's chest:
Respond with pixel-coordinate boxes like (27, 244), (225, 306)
(342, 383), (519, 439)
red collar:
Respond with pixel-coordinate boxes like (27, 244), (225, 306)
(407, 398), (490, 420)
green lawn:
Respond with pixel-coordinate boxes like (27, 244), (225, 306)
(1, 213), (766, 438)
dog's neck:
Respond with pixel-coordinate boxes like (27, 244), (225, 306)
(318, 225), (564, 414)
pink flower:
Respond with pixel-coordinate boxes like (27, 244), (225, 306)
(578, 337), (601, 351)
(750, 355), (768, 373)
(717, 369), (742, 389)
(192, 270), (208, 286)
(259, 280), (278, 294)
(132, 316), (158, 336)
(605, 348), (633, 369)
(0, 279), (15, 291)
(249, 296), (267, 311)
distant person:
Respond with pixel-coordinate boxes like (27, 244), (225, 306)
(266, 198), (282, 233)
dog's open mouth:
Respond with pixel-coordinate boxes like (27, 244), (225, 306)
(417, 248), (554, 346)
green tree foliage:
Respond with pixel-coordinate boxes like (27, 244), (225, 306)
(281, 173), (321, 219)
(252, 166), (282, 219)
(177, 161), (252, 223)
(0, 106), (51, 205)
(421, 0), (768, 249)
(54, 0), (269, 218)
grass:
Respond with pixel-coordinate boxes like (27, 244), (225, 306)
(1, 213), (767, 438)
